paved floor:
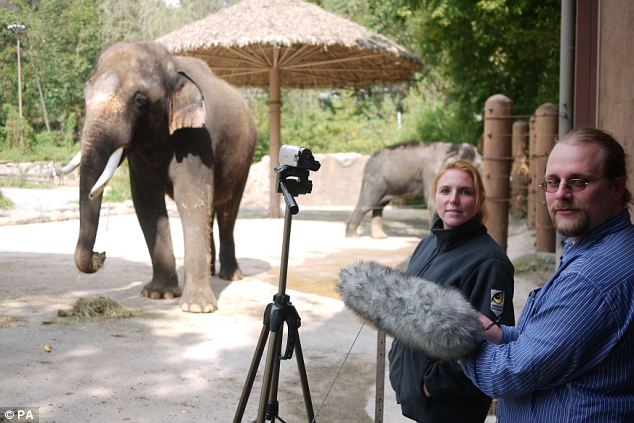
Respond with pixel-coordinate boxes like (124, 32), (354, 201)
(0, 187), (526, 422)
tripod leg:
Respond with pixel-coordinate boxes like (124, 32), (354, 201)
(267, 345), (282, 421)
(256, 329), (283, 423)
(375, 329), (386, 423)
(293, 333), (316, 422)
(234, 321), (271, 423)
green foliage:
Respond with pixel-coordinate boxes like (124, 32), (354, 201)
(103, 163), (131, 203)
(366, 0), (560, 143)
(0, 189), (13, 210)
(0, 0), (560, 163)
(0, 141), (76, 162)
(247, 87), (406, 161)
(399, 71), (479, 143)
(61, 112), (79, 146)
(0, 176), (49, 189)
(1, 104), (35, 150)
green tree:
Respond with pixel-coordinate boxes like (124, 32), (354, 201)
(367, 0), (560, 143)
(0, 0), (102, 145)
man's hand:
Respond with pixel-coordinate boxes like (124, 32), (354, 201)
(479, 315), (503, 345)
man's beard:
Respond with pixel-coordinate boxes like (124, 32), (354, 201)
(549, 201), (590, 238)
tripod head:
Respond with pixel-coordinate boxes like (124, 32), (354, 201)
(275, 145), (321, 215)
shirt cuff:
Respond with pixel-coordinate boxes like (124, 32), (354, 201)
(501, 325), (516, 344)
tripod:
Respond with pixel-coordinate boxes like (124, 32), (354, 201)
(234, 165), (316, 423)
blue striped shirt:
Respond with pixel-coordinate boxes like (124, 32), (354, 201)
(462, 210), (634, 422)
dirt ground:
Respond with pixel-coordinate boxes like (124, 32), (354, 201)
(0, 187), (544, 422)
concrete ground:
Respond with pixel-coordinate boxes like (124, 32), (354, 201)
(0, 187), (540, 422)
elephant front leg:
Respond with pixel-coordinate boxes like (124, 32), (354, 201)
(129, 172), (181, 300)
(175, 189), (218, 313)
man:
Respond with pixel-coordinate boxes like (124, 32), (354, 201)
(461, 128), (634, 422)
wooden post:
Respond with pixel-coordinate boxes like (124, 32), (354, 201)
(268, 64), (281, 218)
(527, 114), (537, 229)
(534, 103), (558, 252)
(482, 95), (514, 251)
(511, 120), (529, 218)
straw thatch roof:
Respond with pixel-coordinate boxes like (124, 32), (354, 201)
(156, 0), (422, 88)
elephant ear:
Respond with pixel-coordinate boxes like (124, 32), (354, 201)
(168, 72), (206, 135)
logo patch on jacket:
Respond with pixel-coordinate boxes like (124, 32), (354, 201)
(490, 290), (504, 317)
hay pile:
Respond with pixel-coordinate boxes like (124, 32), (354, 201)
(57, 296), (133, 319)
(0, 313), (23, 328)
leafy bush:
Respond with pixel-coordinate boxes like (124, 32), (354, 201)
(0, 189), (13, 210)
(103, 163), (131, 203)
(247, 87), (410, 162)
(1, 105), (35, 151)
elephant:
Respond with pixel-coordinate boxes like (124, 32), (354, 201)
(68, 41), (256, 313)
(345, 141), (481, 238)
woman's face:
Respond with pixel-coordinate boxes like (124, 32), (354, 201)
(434, 169), (479, 230)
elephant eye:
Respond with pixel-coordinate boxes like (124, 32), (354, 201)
(133, 92), (149, 109)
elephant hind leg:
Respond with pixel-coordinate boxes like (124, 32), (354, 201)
(370, 204), (389, 239)
(346, 205), (371, 237)
(209, 209), (216, 276)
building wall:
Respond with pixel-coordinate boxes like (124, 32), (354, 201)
(597, 0), (634, 213)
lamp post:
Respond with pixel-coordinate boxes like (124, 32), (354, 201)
(7, 23), (27, 120)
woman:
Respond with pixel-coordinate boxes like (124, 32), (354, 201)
(388, 159), (515, 423)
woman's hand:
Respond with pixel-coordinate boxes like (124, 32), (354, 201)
(479, 314), (502, 345)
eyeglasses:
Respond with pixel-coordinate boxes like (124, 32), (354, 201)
(538, 178), (598, 193)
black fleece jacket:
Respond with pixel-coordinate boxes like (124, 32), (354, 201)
(389, 217), (515, 423)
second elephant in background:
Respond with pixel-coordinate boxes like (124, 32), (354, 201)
(345, 141), (481, 238)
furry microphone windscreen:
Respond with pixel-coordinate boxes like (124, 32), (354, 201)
(337, 261), (482, 360)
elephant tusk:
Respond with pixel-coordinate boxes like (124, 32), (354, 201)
(55, 150), (81, 176)
(89, 147), (124, 200)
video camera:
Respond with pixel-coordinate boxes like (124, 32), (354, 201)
(278, 145), (321, 172)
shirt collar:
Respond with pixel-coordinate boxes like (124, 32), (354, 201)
(563, 210), (631, 256)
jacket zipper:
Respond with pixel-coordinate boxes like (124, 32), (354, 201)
(415, 243), (441, 278)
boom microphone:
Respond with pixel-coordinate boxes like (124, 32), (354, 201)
(337, 261), (482, 360)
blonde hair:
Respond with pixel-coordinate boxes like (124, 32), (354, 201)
(429, 159), (488, 224)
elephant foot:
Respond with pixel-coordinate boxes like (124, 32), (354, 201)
(371, 230), (388, 239)
(219, 266), (243, 281)
(345, 228), (359, 238)
(142, 281), (182, 300)
(371, 219), (388, 239)
(180, 284), (218, 313)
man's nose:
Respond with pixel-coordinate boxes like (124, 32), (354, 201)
(554, 181), (572, 198)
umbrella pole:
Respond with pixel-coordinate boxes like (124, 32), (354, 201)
(268, 66), (282, 218)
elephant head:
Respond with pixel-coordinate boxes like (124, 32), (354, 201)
(74, 42), (206, 274)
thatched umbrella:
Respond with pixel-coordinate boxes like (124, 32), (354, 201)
(157, 0), (422, 217)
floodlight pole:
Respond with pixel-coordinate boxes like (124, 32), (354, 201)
(7, 24), (26, 120)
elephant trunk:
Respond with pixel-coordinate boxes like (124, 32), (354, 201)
(74, 141), (122, 274)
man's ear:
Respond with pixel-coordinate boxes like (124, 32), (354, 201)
(612, 176), (627, 202)
(168, 72), (206, 135)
